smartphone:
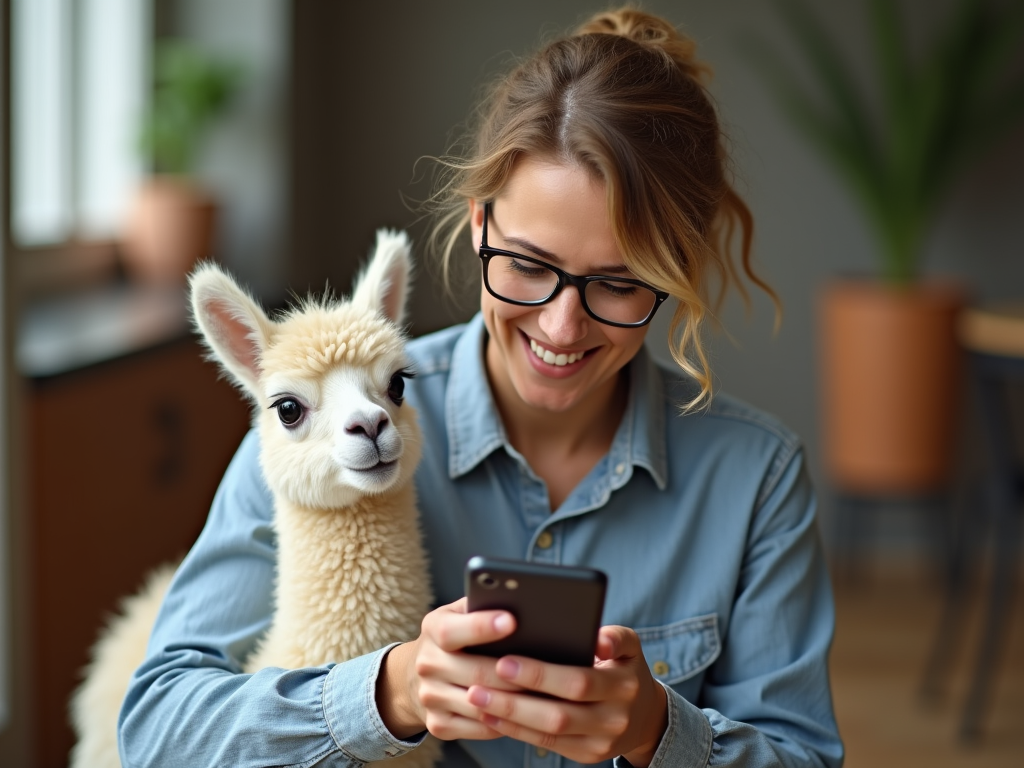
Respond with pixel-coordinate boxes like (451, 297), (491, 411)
(463, 556), (608, 667)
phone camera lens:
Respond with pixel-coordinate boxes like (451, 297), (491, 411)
(477, 573), (498, 589)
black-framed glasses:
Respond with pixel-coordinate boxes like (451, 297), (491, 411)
(478, 203), (669, 328)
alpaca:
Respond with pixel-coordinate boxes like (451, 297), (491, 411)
(70, 230), (440, 768)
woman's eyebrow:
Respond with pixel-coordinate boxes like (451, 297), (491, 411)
(502, 235), (631, 275)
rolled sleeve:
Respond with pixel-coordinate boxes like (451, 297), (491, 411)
(323, 643), (428, 763)
(613, 681), (714, 768)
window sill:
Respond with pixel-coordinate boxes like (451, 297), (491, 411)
(14, 240), (122, 301)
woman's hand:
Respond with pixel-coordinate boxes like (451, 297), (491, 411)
(376, 597), (523, 741)
(465, 625), (668, 767)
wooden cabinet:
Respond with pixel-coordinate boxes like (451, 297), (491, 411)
(27, 337), (251, 768)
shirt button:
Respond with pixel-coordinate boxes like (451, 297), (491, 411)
(536, 531), (553, 549)
(652, 660), (670, 676)
(536, 747), (550, 758)
(615, 462), (626, 475)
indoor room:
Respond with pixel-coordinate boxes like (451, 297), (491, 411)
(1, 1), (1022, 766)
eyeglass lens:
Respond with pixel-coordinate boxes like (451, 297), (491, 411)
(485, 254), (659, 325)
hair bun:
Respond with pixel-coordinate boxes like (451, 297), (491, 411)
(575, 7), (711, 82)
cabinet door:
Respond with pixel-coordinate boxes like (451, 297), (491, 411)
(29, 338), (252, 768)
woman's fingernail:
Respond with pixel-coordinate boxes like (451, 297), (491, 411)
(468, 687), (491, 706)
(494, 613), (514, 633)
(496, 658), (520, 678)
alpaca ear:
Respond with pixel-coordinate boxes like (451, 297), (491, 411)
(189, 263), (275, 401)
(351, 229), (413, 326)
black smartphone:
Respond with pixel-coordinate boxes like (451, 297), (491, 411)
(463, 556), (608, 667)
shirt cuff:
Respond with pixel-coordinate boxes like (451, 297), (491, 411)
(614, 682), (713, 768)
(322, 643), (427, 763)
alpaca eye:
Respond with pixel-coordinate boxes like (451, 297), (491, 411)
(270, 397), (304, 427)
(387, 373), (405, 405)
(387, 368), (415, 406)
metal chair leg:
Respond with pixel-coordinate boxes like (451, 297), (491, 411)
(957, 357), (1024, 741)
(918, 478), (978, 703)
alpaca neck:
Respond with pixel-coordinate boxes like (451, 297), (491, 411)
(268, 480), (433, 662)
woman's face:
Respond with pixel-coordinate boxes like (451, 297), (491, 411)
(469, 156), (650, 417)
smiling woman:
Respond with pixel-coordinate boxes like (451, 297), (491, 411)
(118, 8), (842, 768)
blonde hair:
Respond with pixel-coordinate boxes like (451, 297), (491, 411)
(429, 7), (779, 410)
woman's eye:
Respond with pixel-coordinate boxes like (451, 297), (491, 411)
(270, 397), (304, 427)
(596, 280), (639, 298)
(387, 368), (415, 405)
(507, 258), (549, 278)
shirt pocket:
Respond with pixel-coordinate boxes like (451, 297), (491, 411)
(636, 613), (721, 685)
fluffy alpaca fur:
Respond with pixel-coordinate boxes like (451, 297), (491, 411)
(70, 230), (439, 768)
(69, 565), (176, 768)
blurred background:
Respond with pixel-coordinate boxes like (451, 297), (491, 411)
(1, 0), (1022, 766)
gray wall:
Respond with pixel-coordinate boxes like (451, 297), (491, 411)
(287, 0), (1024, 540)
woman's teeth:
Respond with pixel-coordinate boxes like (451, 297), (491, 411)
(530, 339), (583, 366)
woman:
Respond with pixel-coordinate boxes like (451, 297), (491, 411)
(121, 9), (843, 767)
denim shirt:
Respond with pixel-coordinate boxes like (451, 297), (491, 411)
(120, 314), (843, 768)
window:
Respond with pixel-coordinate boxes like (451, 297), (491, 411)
(12, 0), (151, 248)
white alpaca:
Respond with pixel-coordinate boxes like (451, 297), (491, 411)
(70, 230), (440, 768)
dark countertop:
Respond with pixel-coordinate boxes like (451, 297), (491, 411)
(17, 282), (192, 379)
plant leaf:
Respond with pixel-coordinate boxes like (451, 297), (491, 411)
(772, 0), (880, 165)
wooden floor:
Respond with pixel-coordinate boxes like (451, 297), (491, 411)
(831, 566), (1024, 768)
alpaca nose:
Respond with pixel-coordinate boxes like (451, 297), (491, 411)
(346, 411), (389, 441)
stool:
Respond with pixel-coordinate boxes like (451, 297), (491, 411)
(919, 304), (1024, 741)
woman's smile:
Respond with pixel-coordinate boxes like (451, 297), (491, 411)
(523, 331), (592, 376)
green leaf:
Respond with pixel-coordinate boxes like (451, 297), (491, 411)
(868, 0), (913, 163)
(772, 0), (880, 169)
(963, 0), (1024, 102)
(139, 40), (242, 174)
(739, 26), (888, 214)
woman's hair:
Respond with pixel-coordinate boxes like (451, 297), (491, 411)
(429, 7), (779, 410)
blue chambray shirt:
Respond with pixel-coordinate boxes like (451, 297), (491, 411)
(120, 314), (843, 768)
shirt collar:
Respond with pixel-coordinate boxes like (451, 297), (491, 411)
(445, 314), (506, 479)
(445, 314), (669, 490)
(623, 342), (669, 490)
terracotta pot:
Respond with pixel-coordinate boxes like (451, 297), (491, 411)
(818, 280), (966, 494)
(121, 176), (218, 283)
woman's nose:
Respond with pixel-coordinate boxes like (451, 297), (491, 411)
(538, 286), (589, 346)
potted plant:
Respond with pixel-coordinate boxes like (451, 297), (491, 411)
(748, 0), (1024, 493)
(121, 41), (241, 283)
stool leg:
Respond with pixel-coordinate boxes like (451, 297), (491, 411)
(832, 492), (869, 584)
(919, 479), (977, 702)
(959, 369), (1023, 741)
(959, 480), (1021, 740)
